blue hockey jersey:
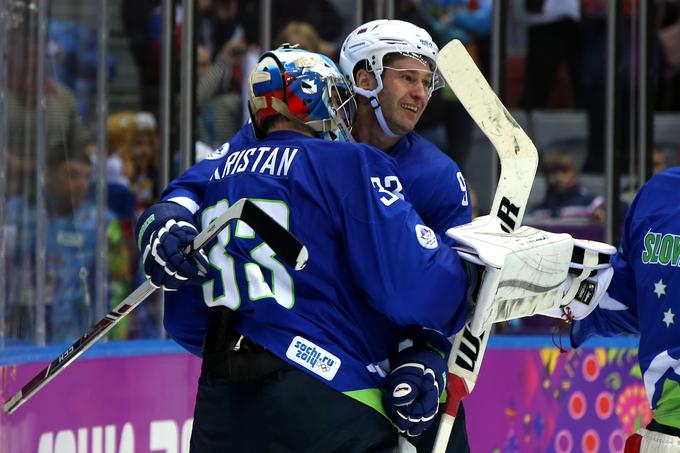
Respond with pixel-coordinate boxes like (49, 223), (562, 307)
(571, 167), (680, 427)
(161, 124), (471, 354)
(387, 131), (471, 246)
(163, 126), (471, 242)
(171, 130), (468, 413)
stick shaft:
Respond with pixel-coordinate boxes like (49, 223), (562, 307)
(4, 199), (308, 414)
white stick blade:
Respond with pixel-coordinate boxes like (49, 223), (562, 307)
(436, 40), (538, 230)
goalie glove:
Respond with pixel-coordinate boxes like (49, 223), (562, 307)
(447, 215), (575, 336)
(541, 239), (616, 321)
(382, 346), (447, 437)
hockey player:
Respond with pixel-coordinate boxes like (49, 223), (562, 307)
(570, 167), (680, 452)
(137, 47), (471, 452)
(338, 20), (472, 451)
(137, 45), (586, 451)
(158, 19), (473, 449)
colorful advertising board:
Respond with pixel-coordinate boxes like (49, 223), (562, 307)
(0, 337), (646, 452)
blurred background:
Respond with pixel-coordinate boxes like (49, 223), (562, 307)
(0, 0), (678, 450)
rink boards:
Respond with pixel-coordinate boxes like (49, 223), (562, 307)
(0, 336), (643, 453)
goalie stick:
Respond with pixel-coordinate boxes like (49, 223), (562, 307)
(3, 198), (309, 415)
(432, 40), (538, 452)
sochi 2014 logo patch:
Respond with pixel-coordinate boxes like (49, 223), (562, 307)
(415, 224), (438, 249)
(286, 336), (341, 381)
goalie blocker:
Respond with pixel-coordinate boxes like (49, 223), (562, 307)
(447, 216), (616, 336)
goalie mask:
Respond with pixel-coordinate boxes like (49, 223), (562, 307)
(339, 19), (445, 138)
(248, 46), (356, 142)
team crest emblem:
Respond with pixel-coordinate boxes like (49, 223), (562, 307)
(415, 224), (438, 249)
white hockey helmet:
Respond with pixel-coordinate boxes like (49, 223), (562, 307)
(339, 19), (445, 137)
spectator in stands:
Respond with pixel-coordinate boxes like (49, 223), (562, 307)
(107, 111), (160, 213)
(621, 148), (672, 206)
(274, 20), (337, 58)
(48, 18), (116, 122)
(200, 0), (245, 60)
(652, 147), (670, 175)
(529, 150), (604, 222)
(6, 143), (130, 343)
(196, 40), (246, 148)
(522, 0), (583, 109)
(657, 0), (680, 111)
(579, 0), (657, 172)
(237, 0), (343, 56)
(274, 21), (320, 53)
(121, 0), (162, 115)
(6, 2), (90, 175)
(5, 145), (35, 200)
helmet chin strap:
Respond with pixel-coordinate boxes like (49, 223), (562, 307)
(354, 82), (400, 139)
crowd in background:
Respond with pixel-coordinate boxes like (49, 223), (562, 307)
(3, 0), (680, 345)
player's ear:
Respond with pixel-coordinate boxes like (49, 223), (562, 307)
(355, 68), (377, 90)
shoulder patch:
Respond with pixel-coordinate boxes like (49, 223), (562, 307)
(415, 224), (438, 249)
(204, 142), (231, 160)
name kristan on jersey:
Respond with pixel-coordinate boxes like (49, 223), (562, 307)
(210, 146), (299, 181)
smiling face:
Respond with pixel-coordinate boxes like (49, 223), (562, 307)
(376, 54), (433, 135)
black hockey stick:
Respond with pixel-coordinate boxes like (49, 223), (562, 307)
(4, 198), (309, 415)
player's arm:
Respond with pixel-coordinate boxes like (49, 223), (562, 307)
(339, 146), (470, 336)
(161, 123), (256, 213)
(570, 190), (643, 346)
(160, 146), (227, 214)
(152, 124), (256, 352)
(163, 286), (213, 356)
(570, 244), (640, 346)
(415, 160), (472, 248)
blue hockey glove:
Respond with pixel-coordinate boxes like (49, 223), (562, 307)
(382, 346), (447, 437)
(142, 218), (210, 291)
